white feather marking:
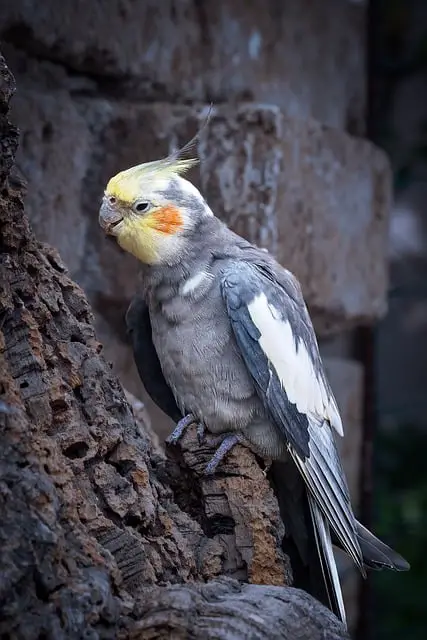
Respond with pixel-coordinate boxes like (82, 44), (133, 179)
(309, 496), (347, 627)
(181, 271), (213, 296)
(248, 292), (342, 432)
(174, 176), (214, 216)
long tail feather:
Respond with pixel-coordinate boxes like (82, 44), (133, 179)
(356, 521), (410, 571)
(271, 461), (341, 618)
(308, 494), (347, 627)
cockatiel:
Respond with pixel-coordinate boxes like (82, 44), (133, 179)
(99, 141), (409, 627)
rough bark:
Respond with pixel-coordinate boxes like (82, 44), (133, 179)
(0, 51), (349, 639)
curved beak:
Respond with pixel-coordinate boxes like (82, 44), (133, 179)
(99, 199), (123, 235)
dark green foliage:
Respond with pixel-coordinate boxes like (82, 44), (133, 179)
(374, 425), (427, 639)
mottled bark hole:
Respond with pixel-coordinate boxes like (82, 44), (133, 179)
(63, 441), (89, 460)
(33, 567), (56, 603)
(206, 514), (236, 536)
(72, 384), (83, 402)
(161, 459), (210, 531)
(50, 397), (68, 413)
(106, 455), (134, 477)
(124, 514), (142, 528)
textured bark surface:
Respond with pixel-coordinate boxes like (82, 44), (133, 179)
(0, 52), (348, 639)
(129, 580), (348, 640)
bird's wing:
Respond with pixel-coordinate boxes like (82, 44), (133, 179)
(220, 259), (364, 574)
(126, 295), (183, 422)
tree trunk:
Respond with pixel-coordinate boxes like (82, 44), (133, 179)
(0, 51), (348, 640)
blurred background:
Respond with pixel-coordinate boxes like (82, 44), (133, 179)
(1, 0), (426, 637)
(369, 2), (427, 639)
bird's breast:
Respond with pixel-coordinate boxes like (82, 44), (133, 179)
(149, 288), (262, 434)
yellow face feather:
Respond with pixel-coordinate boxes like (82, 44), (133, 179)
(114, 204), (185, 263)
(105, 157), (199, 204)
(100, 153), (203, 265)
(115, 217), (160, 263)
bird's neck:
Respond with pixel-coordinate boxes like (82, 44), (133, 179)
(137, 216), (223, 305)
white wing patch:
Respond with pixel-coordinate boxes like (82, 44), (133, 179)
(181, 270), (214, 296)
(247, 292), (343, 435)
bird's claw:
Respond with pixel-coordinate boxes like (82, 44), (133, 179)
(166, 414), (206, 446)
(262, 459), (273, 477)
(166, 414), (196, 445)
(167, 418), (245, 476)
(204, 433), (243, 475)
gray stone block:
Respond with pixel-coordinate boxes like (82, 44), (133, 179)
(11, 98), (390, 335)
(2, 0), (366, 131)
(323, 357), (363, 508)
(11, 87), (90, 274)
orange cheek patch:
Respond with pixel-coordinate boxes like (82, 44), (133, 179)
(149, 205), (183, 235)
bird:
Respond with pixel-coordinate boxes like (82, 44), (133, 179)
(99, 142), (410, 627)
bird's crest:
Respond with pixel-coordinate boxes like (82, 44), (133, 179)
(106, 105), (213, 204)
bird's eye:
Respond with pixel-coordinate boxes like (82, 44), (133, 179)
(134, 201), (151, 214)
(108, 196), (117, 205)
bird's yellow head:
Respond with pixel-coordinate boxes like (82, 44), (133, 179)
(99, 153), (213, 265)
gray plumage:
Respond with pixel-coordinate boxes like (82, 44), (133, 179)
(125, 213), (409, 627)
(99, 168), (409, 627)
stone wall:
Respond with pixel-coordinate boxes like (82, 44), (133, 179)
(0, 0), (388, 631)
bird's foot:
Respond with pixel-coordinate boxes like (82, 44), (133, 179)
(166, 414), (196, 445)
(166, 413), (205, 446)
(261, 459), (273, 477)
(204, 432), (245, 475)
